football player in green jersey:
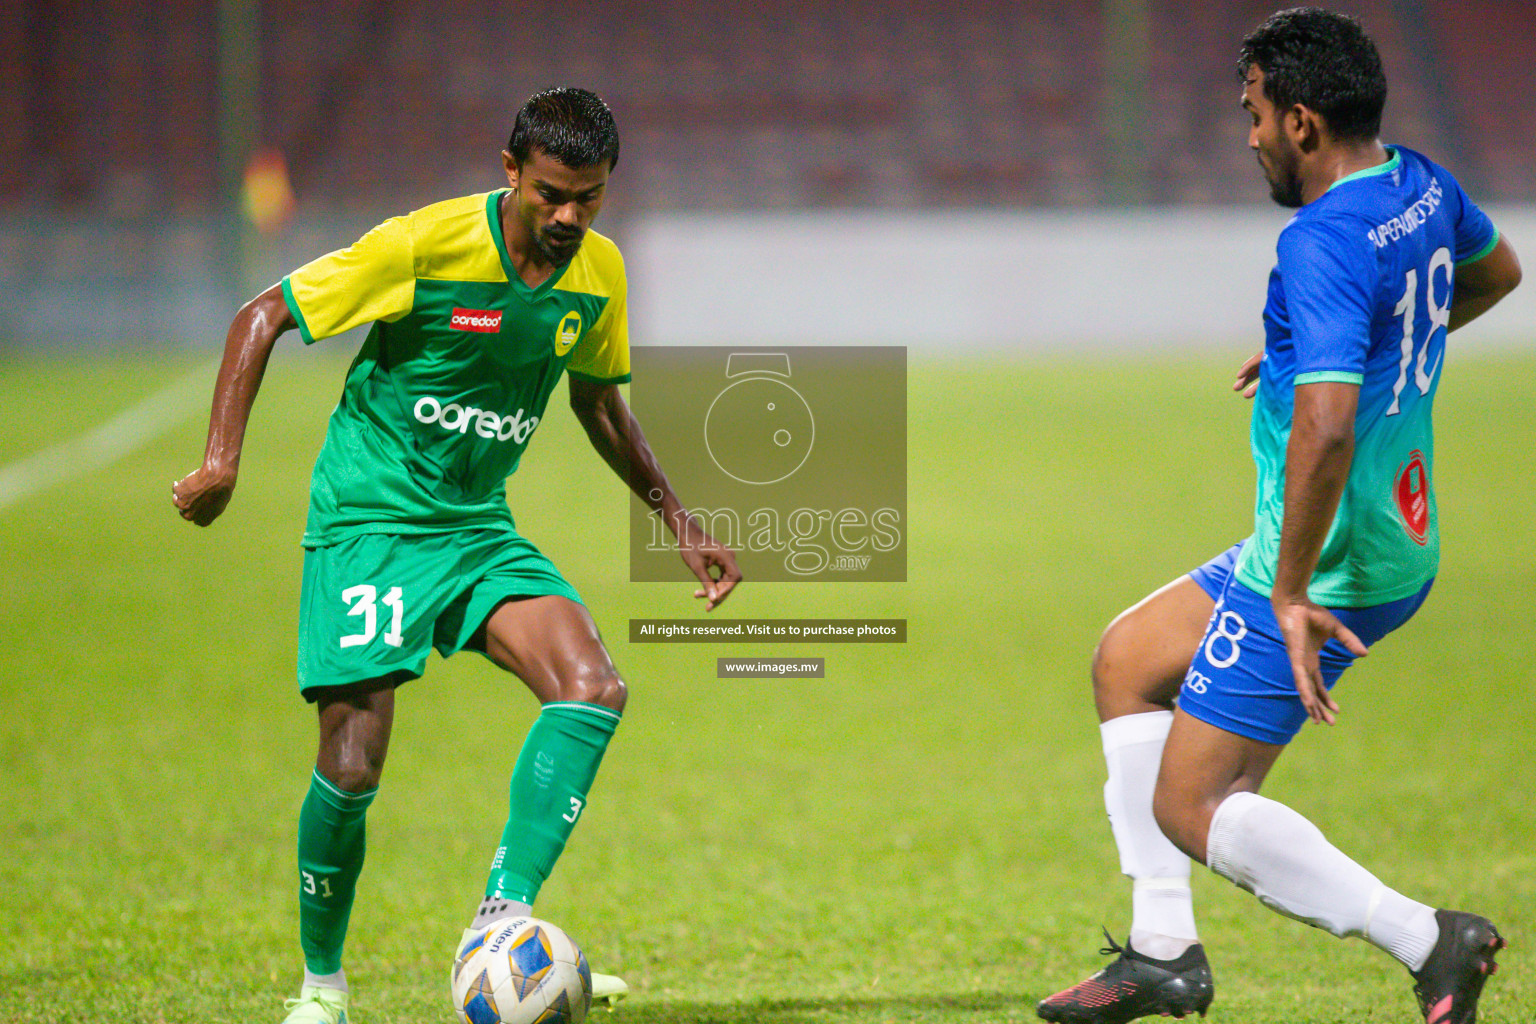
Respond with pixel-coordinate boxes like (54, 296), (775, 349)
(174, 88), (741, 1024)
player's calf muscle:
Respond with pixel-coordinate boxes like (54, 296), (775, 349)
(1150, 779), (1215, 863)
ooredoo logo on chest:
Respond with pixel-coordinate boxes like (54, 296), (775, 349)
(450, 308), (502, 333)
(413, 396), (539, 444)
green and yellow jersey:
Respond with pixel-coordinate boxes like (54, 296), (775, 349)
(281, 190), (630, 547)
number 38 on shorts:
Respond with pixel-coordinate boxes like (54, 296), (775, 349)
(1182, 604), (1247, 695)
(1177, 567), (1431, 746)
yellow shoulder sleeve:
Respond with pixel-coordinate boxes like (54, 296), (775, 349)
(566, 236), (631, 383)
(281, 216), (415, 343)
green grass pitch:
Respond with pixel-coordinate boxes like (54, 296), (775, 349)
(0, 348), (1532, 1023)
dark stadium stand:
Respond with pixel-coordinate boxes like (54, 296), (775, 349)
(10, 0), (1534, 213)
(1427, 0), (1536, 203)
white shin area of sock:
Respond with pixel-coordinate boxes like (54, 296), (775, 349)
(1205, 791), (1438, 970)
(302, 967), (347, 993)
(1102, 711), (1198, 958)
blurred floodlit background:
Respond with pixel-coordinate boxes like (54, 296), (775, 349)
(5, 0), (1535, 350)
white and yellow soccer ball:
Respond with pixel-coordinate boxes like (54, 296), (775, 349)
(451, 917), (593, 1024)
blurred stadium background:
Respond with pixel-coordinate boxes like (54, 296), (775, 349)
(5, 0), (1534, 349)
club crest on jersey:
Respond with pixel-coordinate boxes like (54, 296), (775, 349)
(450, 308), (502, 333)
(554, 311), (582, 356)
(1395, 449), (1430, 545)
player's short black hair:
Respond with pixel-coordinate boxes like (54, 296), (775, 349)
(1238, 7), (1386, 143)
(508, 87), (620, 170)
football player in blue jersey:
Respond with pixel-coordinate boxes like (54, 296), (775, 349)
(1037, 9), (1521, 1024)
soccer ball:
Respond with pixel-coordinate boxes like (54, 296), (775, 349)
(451, 917), (592, 1024)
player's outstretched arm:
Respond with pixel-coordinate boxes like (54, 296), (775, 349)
(1272, 381), (1370, 725)
(1450, 234), (1522, 332)
(172, 283), (296, 527)
(568, 378), (742, 611)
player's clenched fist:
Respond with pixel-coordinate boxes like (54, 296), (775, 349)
(172, 463), (236, 526)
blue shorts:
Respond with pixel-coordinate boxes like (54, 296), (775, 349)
(1188, 542), (1245, 601)
(1179, 541), (1433, 745)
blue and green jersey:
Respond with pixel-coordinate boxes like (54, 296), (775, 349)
(1235, 145), (1498, 605)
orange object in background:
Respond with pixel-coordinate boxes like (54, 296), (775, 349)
(242, 148), (296, 234)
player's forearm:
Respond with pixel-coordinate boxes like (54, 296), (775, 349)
(632, 455), (693, 538)
(1273, 383), (1358, 604)
(572, 384), (695, 536)
(1273, 448), (1350, 602)
(201, 284), (292, 470)
(1449, 283), (1513, 332)
(604, 408), (682, 520)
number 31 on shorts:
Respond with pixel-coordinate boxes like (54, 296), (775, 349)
(339, 584), (405, 649)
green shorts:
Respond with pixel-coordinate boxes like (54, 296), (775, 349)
(297, 528), (582, 699)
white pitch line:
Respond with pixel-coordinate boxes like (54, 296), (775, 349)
(0, 358), (219, 512)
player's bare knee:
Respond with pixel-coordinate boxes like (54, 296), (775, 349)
(1092, 617), (1139, 705)
(556, 665), (627, 712)
(1090, 633), (1118, 698)
(316, 707), (391, 792)
(595, 673), (627, 712)
(1093, 604), (1189, 719)
(320, 726), (388, 790)
(324, 753), (385, 794)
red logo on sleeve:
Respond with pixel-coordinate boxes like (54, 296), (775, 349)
(1394, 449), (1430, 545)
(450, 308), (502, 333)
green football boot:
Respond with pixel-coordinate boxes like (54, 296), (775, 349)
(281, 985), (349, 1024)
(590, 971), (629, 1008)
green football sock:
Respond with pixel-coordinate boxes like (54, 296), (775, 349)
(297, 768), (377, 975)
(485, 701), (621, 904)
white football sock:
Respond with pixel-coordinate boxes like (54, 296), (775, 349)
(1206, 791), (1439, 970)
(472, 896), (532, 930)
(302, 967), (347, 993)
(1102, 711), (1198, 960)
